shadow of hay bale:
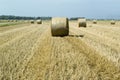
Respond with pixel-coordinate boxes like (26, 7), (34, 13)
(51, 34), (84, 38)
(68, 35), (84, 38)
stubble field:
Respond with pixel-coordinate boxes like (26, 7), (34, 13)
(0, 20), (120, 80)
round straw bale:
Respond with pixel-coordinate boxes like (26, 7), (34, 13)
(37, 20), (42, 24)
(14, 20), (17, 22)
(78, 18), (87, 27)
(111, 20), (115, 25)
(30, 20), (34, 24)
(51, 17), (69, 36)
(11, 20), (14, 22)
(93, 20), (97, 24)
(8, 20), (10, 22)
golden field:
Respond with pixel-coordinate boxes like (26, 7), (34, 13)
(0, 20), (120, 80)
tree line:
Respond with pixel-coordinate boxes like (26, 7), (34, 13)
(0, 15), (117, 21)
(0, 15), (52, 20)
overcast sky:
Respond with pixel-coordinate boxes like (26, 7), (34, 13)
(0, 0), (120, 19)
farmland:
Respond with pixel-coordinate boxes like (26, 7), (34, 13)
(0, 20), (120, 80)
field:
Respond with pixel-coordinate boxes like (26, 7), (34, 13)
(0, 20), (120, 80)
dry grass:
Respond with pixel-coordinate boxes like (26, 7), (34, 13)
(0, 20), (120, 79)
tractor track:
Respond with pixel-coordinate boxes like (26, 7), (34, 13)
(70, 26), (120, 67)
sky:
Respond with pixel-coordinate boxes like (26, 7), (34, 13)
(0, 0), (120, 19)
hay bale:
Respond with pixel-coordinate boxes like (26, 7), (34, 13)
(11, 20), (14, 22)
(93, 20), (97, 24)
(111, 20), (115, 25)
(37, 20), (42, 24)
(8, 20), (10, 22)
(78, 18), (87, 27)
(14, 20), (17, 22)
(30, 20), (34, 24)
(51, 17), (69, 36)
